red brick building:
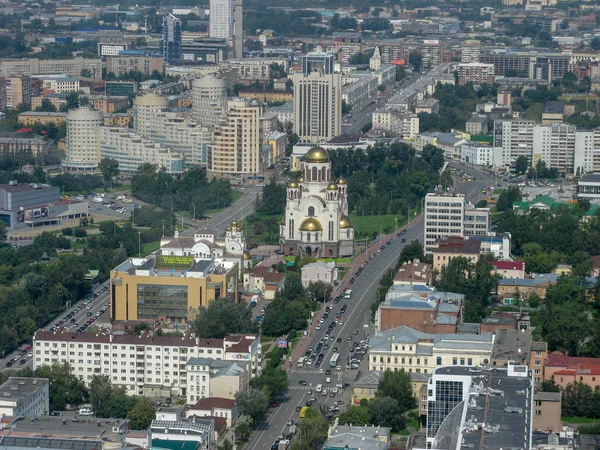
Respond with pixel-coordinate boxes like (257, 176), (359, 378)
(544, 351), (600, 389)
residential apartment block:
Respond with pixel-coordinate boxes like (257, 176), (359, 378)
(0, 377), (49, 419)
(106, 55), (165, 77)
(371, 110), (419, 138)
(457, 63), (495, 86)
(32, 331), (262, 397)
(186, 358), (249, 405)
(0, 57), (102, 79)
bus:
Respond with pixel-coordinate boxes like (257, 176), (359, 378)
(329, 353), (340, 368)
(299, 406), (309, 418)
(297, 357), (306, 367)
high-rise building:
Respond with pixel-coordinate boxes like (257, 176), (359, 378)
(133, 93), (169, 138)
(533, 123), (576, 176)
(293, 65), (342, 144)
(209, 0), (234, 39)
(62, 106), (104, 172)
(460, 39), (481, 63)
(161, 14), (182, 64)
(192, 75), (227, 128)
(0, 78), (6, 111)
(233, 0), (243, 59)
(301, 52), (335, 75)
(208, 98), (262, 179)
(492, 120), (535, 169)
(4, 75), (31, 110)
(457, 62), (495, 86)
(423, 192), (490, 254)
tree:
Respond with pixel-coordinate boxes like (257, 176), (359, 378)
(306, 281), (333, 302)
(540, 380), (560, 392)
(36, 99), (57, 112)
(80, 68), (92, 78)
(409, 52), (422, 72)
(514, 155), (529, 174)
(192, 298), (257, 339)
(89, 375), (114, 418)
(127, 397), (156, 429)
(65, 92), (80, 110)
(217, 439), (234, 450)
(0, 222), (6, 242)
(235, 389), (269, 424)
(98, 158), (120, 190)
(496, 186), (522, 212)
(338, 405), (372, 426)
(592, 37), (600, 51)
(376, 369), (416, 411)
(35, 362), (88, 410)
(250, 367), (288, 401)
(562, 382), (594, 418)
(255, 178), (287, 216)
(292, 408), (329, 450)
(440, 170), (453, 190)
(368, 396), (406, 432)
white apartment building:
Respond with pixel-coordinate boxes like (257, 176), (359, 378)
(368, 326), (494, 374)
(460, 143), (493, 166)
(226, 58), (287, 81)
(492, 120), (535, 170)
(32, 331), (262, 398)
(208, 98), (262, 179)
(0, 378), (49, 419)
(423, 192), (490, 254)
(209, 0), (234, 39)
(99, 127), (185, 174)
(186, 357), (249, 405)
(533, 123), (576, 176)
(372, 110), (419, 139)
(133, 93), (169, 138)
(494, 120), (597, 175)
(0, 57), (102, 79)
(293, 71), (342, 144)
(97, 43), (130, 57)
(62, 106), (104, 172)
(461, 40), (481, 63)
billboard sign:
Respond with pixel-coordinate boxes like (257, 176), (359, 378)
(24, 207), (49, 221)
(277, 340), (288, 349)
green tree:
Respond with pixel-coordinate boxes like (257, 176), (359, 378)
(306, 281), (333, 302)
(89, 375), (113, 418)
(235, 389), (269, 424)
(540, 380), (560, 392)
(0, 222), (6, 242)
(409, 52), (422, 72)
(250, 367), (288, 401)
(376, 369), (416, 411)
(291, 408), (329, 450)
(592, 37), (600, 51)
(65, 92), (80, 110)
(368, 396), (406, 432)
(514, 155), (529, 174)
(255, 178), (286, 216)
(35, 362), (88, 410)
(127, 397), (156, 430)
(217, 439), (234, 450)
(36, 99), (57, 112)
(338, 405), (372, 426)
(192, 298), (257, 339)
(98, 158), (120, 190)
(562, 382), (593, 418)
(440, 169), (454, 190)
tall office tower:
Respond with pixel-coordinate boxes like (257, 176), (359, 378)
(192, 75), (227, 128)
(61, 106), (104, 172)
(461, 39), (481, 63)
(301, 52), (335, 75)
(4, 75), (31, 110)
(133, 93), (169, 138)
(161, 14), (182, 64)
(233, 0), (243, 59)
(208, 98), (262, 179)
(209, 0), (234, 39)
(293, 68), (342, 144)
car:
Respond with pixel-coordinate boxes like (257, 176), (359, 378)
(353, 329), (359, 335)
(295, 406), (302, 412)
(315, 324), (321, 330)
(332, 347), (338, 352)
(332, 387), (339, 394)
(306, 400), (312, 406)
(318, 368), (324, 374)
(401, 238), (406, 243)
(336, 337), (342, 343)
(19, 359), (26, 365)
(336, 366), (342, 371)
(338, 321), (343, 325)
(343, 383), (351, 389)
(270, 400), (279, 407)
(153, 400), (161, 406)
(299, 380), (307, 385)
(325, 369), (331, 375)
(319, 318), (324, 324)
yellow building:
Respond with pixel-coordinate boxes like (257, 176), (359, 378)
(110, 255), (238, 322)
(238, 90), (293, 103)
(18, 111), (67, 126)
(104, 113), (134, 127)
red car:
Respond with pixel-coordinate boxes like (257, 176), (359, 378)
(270, 400), (279, 407)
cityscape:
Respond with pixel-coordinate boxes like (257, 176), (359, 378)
(0, 0), (599, 449)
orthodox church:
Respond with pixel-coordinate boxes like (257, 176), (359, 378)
(159, 221), (252, 271)
(280, 146), (355, 257)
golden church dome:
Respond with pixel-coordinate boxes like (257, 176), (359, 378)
(305, 146), (330, 163)
(243, 250), (252, 260)
(299, 217), (323, 231)
(288, 181), (298, 188)
(336, 177), (347, 185)
(327, 182), (338, 191)
(339, 215), (354, 229)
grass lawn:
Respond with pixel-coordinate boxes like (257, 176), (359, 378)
(71, 240), (88, 249)
(349, 214), (401, 235)
(63, 184), (131, 197)
(562, 416), (599, 424)
(142, 240), (160, 256)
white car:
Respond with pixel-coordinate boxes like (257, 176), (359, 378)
(332, 387), (339, 394)
(336, 366), (342, 371)
(318, 368), (324, 374)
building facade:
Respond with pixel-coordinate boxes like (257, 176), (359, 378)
(62, 106), (104, 172)
(280, 147), (354, 257)
(106, 55), (165, 77)
(209, 0), (234, 39)
(33, 331), (261, 397)
(192, 75), (227, 129)
(162, 14), (182, 63)
(0, 377), (49, 419)
(457, 63), (495, 86)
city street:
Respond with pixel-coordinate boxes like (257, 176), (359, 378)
(244, 168), (504, 450)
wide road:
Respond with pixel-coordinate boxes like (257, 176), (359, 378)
(245, 168), (506, 450)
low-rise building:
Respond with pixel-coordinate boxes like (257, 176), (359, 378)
(459, 143), (493, 166)
(324, 425), (391, 450)
(394, 259), (432, 286)
(86, 95), (129, 114)
(17, 111), (67, 126)
(368, 325), (494, 373)
(33, 331), (262, 396)
(415, 98), (440, 115)
(577, 172), (600, 204)
(186, 398), (237, 427)
(542, 101), (565, 125)
(544, 351), (600, 390)
(301, 262), (338, 288)
(39, 77), (79, 94)
(491, 260), (525, 279)
(0, 137), (48, 157)
(432, 237), (482, 273)
(497, 273), (557, 303)
(0, 377), (49, 418)
(186, 357), (249, 405)
(106, 55), (165, 77)
(371, 110), (419, 138)
(465, 114), (488, 135)
(533, 391), (562, 432)
(151, 407), (214, 450)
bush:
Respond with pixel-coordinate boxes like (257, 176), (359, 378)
(287, 329), (297, 342)
(62, 227), (73, 236)
(578, 423), (600, 434)
(73, 228), (87, 238)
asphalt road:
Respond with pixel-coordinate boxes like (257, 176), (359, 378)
(244, 166), (506, 450)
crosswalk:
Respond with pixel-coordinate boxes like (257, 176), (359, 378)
(290, 369), (324, 375)
(289, 385), (312, 390)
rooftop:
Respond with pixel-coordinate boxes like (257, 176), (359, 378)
(491, 328), (533, 365)
(0, 436), (103, 450)
(394, 260), (433, 284)
(433, 236), (482, 255)
(0, 378), (48, 405)
(0, 416), (129, 441)
(491, 260), (525, 271)
(467, 114), (487, 124)
(579, 173), (600, 184)
(326, 425), (391, 450)
(190, 397), (235, 411)
(0, 183), (54, 193)
(544, 101), (565, 114)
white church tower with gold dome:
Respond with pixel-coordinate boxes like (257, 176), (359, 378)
(280, 146), (354, 257)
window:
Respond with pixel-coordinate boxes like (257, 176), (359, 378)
(452, 357), (457, 365)
(308, 206), (315, 217)
(467, 358), (472, 365)
(436, 357), (442, 365)
(535, 410), (542, 416)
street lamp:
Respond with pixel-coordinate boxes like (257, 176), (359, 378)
(138, 231), (141, 257)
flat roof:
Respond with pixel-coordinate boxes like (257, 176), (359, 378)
(579, 173), (600, 184)
(0, 183), (54, 193)
(1, 416), (128, 441)
(0, 436), (103, 450)
(0, 378), (48, 405)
